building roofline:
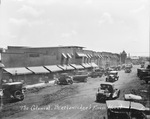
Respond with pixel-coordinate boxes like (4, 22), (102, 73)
(7, 45), (85, 49)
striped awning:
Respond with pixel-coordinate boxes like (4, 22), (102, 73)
(4, 67), (32, 75)
(90, 62), (98, 68)
(98, 55), (103, 58)
(44, 65), (63, 72)
(27, 66), (49, 74)
(81, 63), (92, 68)
(87, 54), (91, 58)
(58, 64), (75, 70)
(70, 64), (84, 69)
(62, 53), (67, 58)
(67, 53), (72, 58)
(76, 52), (87, 57)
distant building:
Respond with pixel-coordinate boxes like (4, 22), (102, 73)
(130, 56), (139, 65)
(120, 50), (127, 64)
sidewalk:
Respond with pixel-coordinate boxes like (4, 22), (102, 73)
(24, 80), (55, 89)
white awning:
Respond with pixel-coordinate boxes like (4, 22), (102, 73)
(62, 53), (67, 58)
(90, 62), (98, 68)
(44, 65), (63, 72)
(70, 64), (84, 69)
(58, 65), (75, 70)
(76, 52), (87, 57)
(4, 67), (32, 75)
(67, 53), (72, 58)
(81, 63), (92, 68)
(27, 66), (49, 74)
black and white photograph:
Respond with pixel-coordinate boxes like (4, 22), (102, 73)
(0, 0), (150, 119)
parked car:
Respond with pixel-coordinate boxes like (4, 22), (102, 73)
(137, 65), (150, 80)
(72, 70), (88, 82)
(0, 82), (25, 104)
(106, 71), (119, 82)
(96, 82), (120, 102)
(54, 73), (73, 85)
(137, 68), (147, 77)
(104, 67), (114, 76)
(125, 66), (132, 73)
(90, 68), (104, 78)
(106, 100), (148, 119)
(110, 66), (121, 71)
(142, 76), (150, 84)
(141, 64), (145, 68)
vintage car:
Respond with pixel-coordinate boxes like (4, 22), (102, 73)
(125, 66), (132, 73)
(104, 67), (114, 76)
(54, 73), (73, 85)
(0, 82), (25, 104)
(137, 68), (147, 77)
(137, 65), (150, 81)
(137, 65), (150, 79)
(106, 100), (149, 119)
(106, 71), (119, 82)
(142, 76), (150, 84)
(72, 71), (88, 82)
(90, 68), (104, 78)
(96, 82), (120, 102)
(110, 66), (121, 71)
(141, 64), (145, 68)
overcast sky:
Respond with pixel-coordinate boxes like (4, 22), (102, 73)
(0, 0), (149, 56)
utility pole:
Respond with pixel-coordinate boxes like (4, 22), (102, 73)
(0, 60), (5, 111)
(148, 0), (150, 110)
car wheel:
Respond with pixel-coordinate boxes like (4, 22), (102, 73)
(106, 78), (108, 82)
(14, 90), (24, 101)
(96, 96), (98, 102)
(68, 79), (73, 84)
(117, 90), (120, 98)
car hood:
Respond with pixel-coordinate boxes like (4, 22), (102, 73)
(98, 90), (110, 94)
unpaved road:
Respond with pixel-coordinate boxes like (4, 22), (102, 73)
(1, 65), (149, 119)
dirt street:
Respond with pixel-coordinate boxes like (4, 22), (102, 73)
(1, 65), (149, 119)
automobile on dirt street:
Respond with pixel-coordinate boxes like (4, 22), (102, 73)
(72, 70), (88, 82)
(54, 73), (73, 85)
(106, 71), (119, 82)
(90, 67), (104, 78)
(1, 82), (25, 104)
(96, 82), (120, 102)
(106, 100), (149, 119)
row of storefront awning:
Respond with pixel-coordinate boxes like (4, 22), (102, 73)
(61, 52), (119, 59)
(4, 63), (98, 75)
(61, 52), (104, 58)
(62, 53), (72, 58)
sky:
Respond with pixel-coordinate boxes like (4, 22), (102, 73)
(0, 0), (149, 56)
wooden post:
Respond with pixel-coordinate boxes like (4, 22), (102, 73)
(0, 61), (5, 111)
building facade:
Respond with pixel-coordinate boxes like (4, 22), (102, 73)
(0, 46), (121, 85)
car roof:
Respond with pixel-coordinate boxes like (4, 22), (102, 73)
(100, 82), (114, 86)
(3, 82), (23, 85)
(106, 100), (146, 111)
(60, 73), (68, 75)
(110, 71), (118, 73)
